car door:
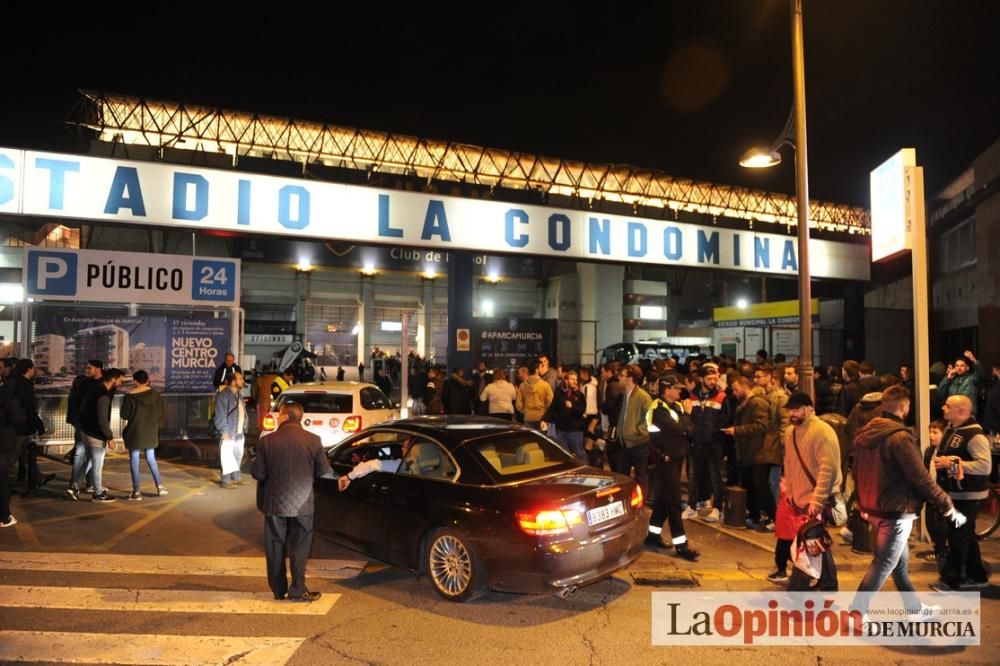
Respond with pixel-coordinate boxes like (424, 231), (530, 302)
(316, 432), (403, 560)
(384, 437), (460, 569)
(359, 386), (394, 425)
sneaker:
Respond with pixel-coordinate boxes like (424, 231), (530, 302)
(682, 506), (698, 520)
(65, 487), (80, 501)
(220, 482), (236, 490)
(287, 591), (322, 603)
(128, 491), (143, 501)
(675, 544), (700, 561)
(156, 486), (168, 496)
(929, 580), (953, 593)
(39, 473), (56, 488)
(907, 603), (942, 623)
(839, 526), (854, 544)
(85, 486), (96, 494)
(704, 508), (721, 523)
(91, 492), (117, 503)
(767, 569), (789, 583)
(958, 579), (990, 590)
(644, 533), (670, 549)
(0, 514), (16, 528)
(759, 521), (776, 533)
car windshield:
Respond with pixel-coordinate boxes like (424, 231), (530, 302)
(464, 431), (579, 481)
(279, 393), (353, 413)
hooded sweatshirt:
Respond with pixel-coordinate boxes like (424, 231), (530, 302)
(121, 386), (165, 451)
(853, 414), (953, 518)
(516, 375), (554, 422)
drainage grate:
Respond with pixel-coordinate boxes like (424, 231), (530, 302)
(630, 571), (699, 587)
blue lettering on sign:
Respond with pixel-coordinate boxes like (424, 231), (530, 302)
(35, 158), (80, 210)
(548, 213), (571, 251)
(628, 222), (647, 257)
(0, 154), (15, 205)
(26, 250), (77, 296)
(663, 226), (682, 260)
(755, 238), (770, 269)
(588, 217), (610, 255)
(278, 185), (310, 230)
(378, 193), (402, 238)
(192, 259), (236, 302)
(421, 200), (451, 241)
(733, 233), (741, 266)
(505, 209), (529, 248)
(104, 166), (147, 216)
(237, 180), (251, 225)
(697, 230), (719, 264)
(782, 240), (798, 271)
(172, 173), (209, 221)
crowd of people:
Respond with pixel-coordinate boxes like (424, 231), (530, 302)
(407, 347), (998, 594)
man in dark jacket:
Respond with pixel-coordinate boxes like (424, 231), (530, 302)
(644, 377), (699, 560)
(686, 365), (730, 522)
(72, 368), (125, 502)
(599, 362), (624, 471)
(8, 358), (46, 490)
(931, 394), (992, 591)
(982, 363), (1000, 435)
(251, 401), (331, 602)
(65, 359), (103, 480)
(213, 352), (242, 389)
(0, 383), (26, 527)
(852, 385), (963, 610)
(542, 369), (586, 463)
(723, 376), (771, 528)
(442, 368), (474, 415)
(836, 360), (866, 417)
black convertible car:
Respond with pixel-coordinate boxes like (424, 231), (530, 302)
(315, 416), (647, 602)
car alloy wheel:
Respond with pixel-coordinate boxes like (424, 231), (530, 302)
(427, 529), (486, 602)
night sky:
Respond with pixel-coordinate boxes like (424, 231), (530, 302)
(5, 1), (998, 208)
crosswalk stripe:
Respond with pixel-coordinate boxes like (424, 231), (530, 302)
(0, 631), (305, 665)
(0, 551), (366, 579)
(0, 585), (339, 615)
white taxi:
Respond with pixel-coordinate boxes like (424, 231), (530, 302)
(261, 381), (396, 448)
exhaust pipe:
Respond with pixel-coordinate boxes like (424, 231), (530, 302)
(554, 585), (578, 600)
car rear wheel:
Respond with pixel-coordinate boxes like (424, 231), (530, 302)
(426, 528), (487, 602)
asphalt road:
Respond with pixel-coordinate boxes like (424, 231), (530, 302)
(1, 450), (998, 665)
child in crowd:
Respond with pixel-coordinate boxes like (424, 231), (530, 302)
(924, 419), (949, 566)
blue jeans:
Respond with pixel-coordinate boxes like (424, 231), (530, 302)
(556, 430), (586, 464)
(854, 516), (920, 612)
(76, 434), (108, 494)
(130, 448), (162, 491)
(69, 432), (94, 489)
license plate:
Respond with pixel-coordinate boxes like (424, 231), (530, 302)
(587, 500), (625, 526)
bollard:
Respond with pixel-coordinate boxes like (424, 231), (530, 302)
(724, 486), (747, 527)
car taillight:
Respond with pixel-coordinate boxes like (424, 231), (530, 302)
(342, 415), (362, 432)
(262, 415), (276, 431)
(516, 509), (583, 536)
(329, 417), (341, 428)
(630, 485), (643, 509)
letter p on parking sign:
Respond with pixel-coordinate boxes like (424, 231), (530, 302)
(26, 250), (77, 297)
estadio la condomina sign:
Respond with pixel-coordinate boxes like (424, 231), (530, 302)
(0, 148), (869, 280)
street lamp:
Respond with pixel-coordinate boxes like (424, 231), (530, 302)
(739, 0), (814, 402)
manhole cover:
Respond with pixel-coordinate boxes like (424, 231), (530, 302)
(630, 571), (699, 587)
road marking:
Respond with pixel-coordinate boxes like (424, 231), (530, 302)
(0, 585), (340, 615)
(0, 551), (366, 579)
(100, 486), (203, 550)
(0, 631), (305, 665)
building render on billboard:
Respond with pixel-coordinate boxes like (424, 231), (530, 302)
(32, 334), (66, 375)
(67, 325), (130, 373)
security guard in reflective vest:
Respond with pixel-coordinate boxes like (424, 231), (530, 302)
(270, 369), (296, 408)
(645, 376), (700, 560)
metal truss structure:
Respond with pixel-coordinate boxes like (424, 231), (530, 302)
(72, 91), (870, 235)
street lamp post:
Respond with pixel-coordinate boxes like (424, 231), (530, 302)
(740, 0), (814, 402)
